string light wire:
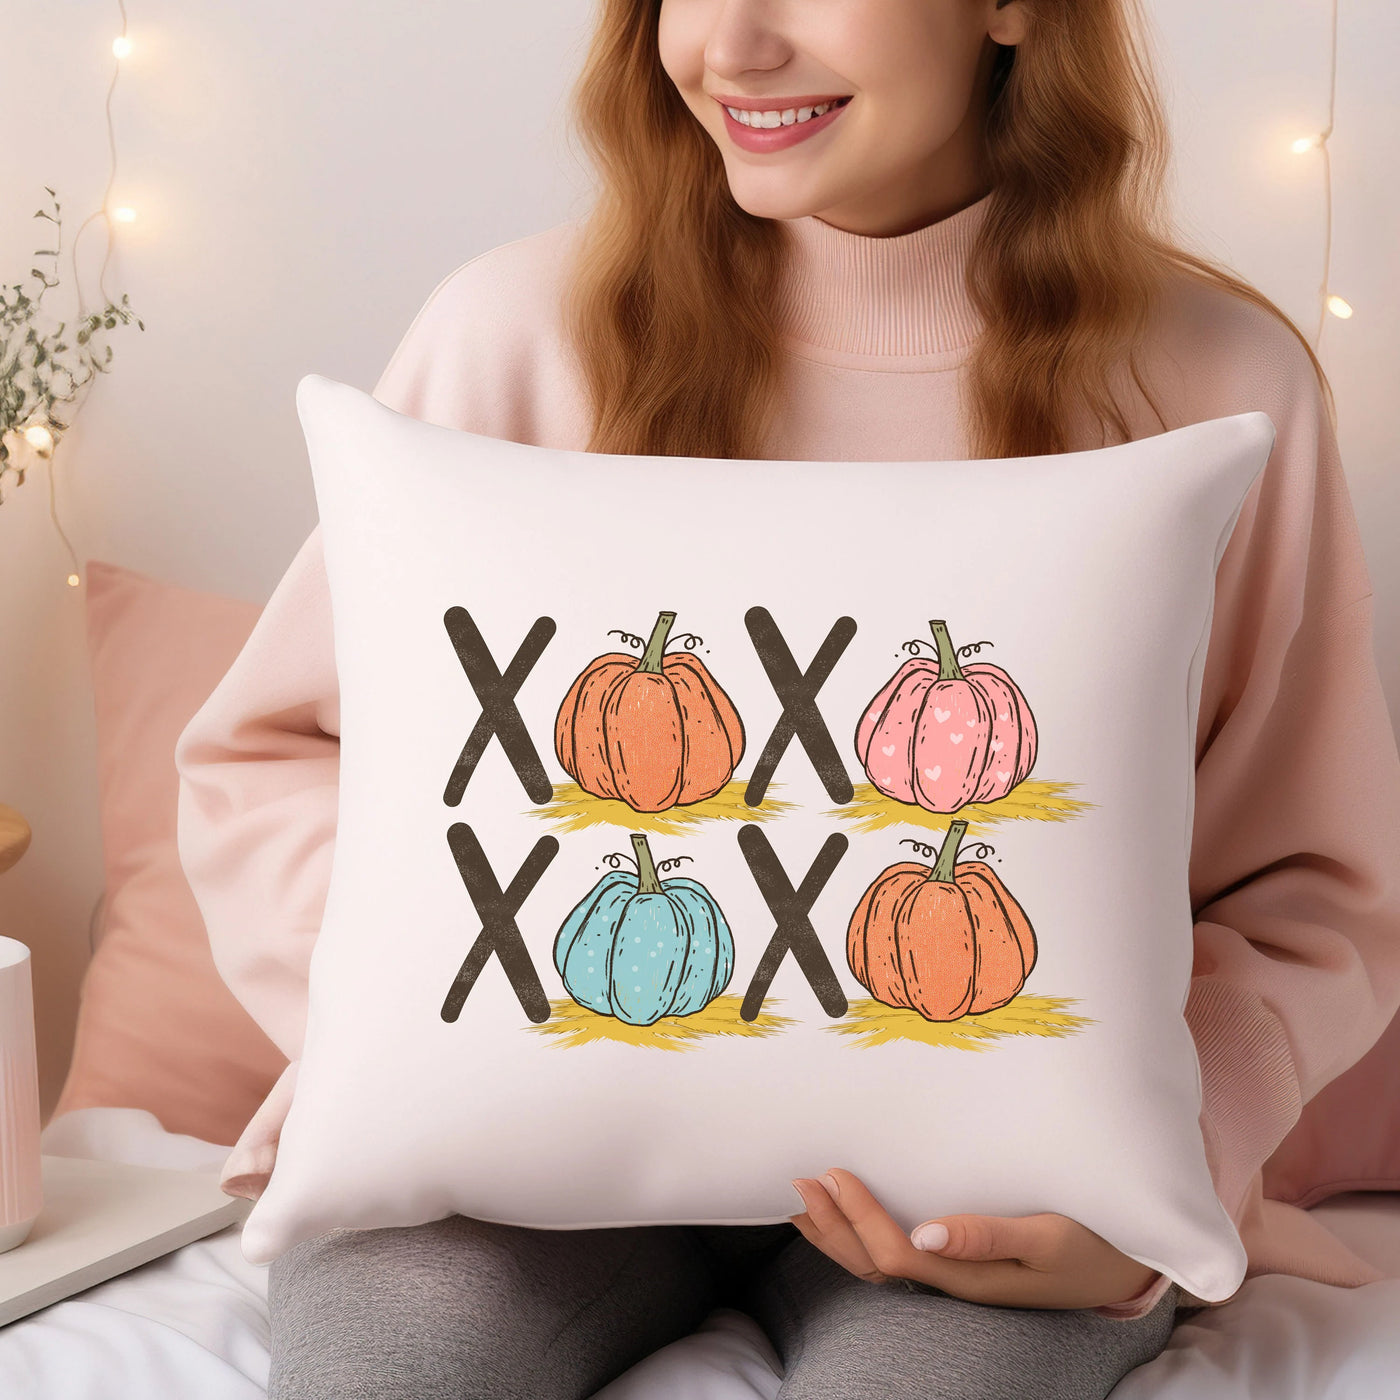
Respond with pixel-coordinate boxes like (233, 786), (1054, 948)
(42, 0), (129, 586)
(73, 0), (127, 321)
(1311, 0), (1339, 349)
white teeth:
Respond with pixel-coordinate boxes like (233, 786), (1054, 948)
(725, 99), (843, 128)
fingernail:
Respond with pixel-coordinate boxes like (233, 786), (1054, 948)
(912, 1222), (950, 1251)
(820, 1171), (840, 1200)
(791, 1179), (807, 1208)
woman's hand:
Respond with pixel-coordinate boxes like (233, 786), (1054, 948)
(789, 1168), (1161, 1310)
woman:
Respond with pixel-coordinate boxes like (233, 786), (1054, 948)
(175, 0), (1400, 1395)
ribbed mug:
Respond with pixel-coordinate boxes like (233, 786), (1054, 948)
(0, 936), (43, 1251)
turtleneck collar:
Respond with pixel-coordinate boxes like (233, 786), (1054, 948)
(774, 191), (991, 363)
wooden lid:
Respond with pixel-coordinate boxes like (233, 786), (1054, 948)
(0, 805), (31, 876)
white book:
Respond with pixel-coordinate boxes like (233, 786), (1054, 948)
(0, 1154), (251, 1327)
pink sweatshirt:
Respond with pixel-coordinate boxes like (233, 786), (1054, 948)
(174, 191), (1400, 1321)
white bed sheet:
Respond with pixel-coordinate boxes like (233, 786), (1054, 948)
(1, 1107), (1396, 1400)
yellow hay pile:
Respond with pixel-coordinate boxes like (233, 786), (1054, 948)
(528, 779), (797, 835)
(525, 992), (1092, 1052)
(830, 780), (1094, 835)
(829, 995), (1094, 1051)
(526, 994), (798, 1050)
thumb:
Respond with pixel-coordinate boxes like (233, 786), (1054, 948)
(911, 1215), (1027, 1261)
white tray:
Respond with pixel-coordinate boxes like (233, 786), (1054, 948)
(0, 1154), (249, 1326)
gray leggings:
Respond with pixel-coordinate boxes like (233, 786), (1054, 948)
(267, 1216), (1186, 1400)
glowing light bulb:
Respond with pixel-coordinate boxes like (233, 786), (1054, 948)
(67, 574), (81, 588)
(112, 206), (136, 223)
(1291, 134), (1322, 154)
(23, 423), (54, 455)
(1325, 295), (1353, 319)
(112, 36), (132, 58)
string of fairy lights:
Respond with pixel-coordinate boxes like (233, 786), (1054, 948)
(1288, 0), (1351, 344)
(18, 1), (1353, 587)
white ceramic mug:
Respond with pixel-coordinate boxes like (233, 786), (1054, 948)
(0, 936), (43, 1251)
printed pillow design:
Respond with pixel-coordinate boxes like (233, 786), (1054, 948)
(238, 374), (1275, 1305)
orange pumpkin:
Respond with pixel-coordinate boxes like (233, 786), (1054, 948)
(846, 820), (1037, 1021)
(554, 609), (745, 813)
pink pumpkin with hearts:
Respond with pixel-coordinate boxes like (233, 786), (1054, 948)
(855, 619), (1038, 813)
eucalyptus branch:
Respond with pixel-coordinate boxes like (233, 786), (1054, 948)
(0, 188), (144, 502)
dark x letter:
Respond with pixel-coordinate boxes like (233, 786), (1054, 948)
(440, 823), (559, 1024)
(443, 607), (556, 806)
(744, 607), (856, 806)
(738, 824), (849, 1021)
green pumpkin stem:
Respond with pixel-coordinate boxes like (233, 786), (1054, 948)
(637, 610), (678, 674)
(928, 819), (968, 883)
(630, 832), (664, 894)
(929, 620), (965, 683)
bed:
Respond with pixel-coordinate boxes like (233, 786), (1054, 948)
(2, 1106), (1397, 1400)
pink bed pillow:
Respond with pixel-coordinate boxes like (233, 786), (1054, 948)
(50, 561), (288, 1147)
(1264, 1010), (1400, 1206)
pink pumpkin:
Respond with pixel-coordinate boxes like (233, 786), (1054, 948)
(855, 620), (1037, 813)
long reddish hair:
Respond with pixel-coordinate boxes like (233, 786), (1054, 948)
(559, 0), (1334, 461)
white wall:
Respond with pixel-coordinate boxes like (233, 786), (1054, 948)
(1, 0), (1395, 1117)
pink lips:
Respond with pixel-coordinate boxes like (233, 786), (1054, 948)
(719, 97), (852, 153)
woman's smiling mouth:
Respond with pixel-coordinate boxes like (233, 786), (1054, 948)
(716, 95), (853, 151)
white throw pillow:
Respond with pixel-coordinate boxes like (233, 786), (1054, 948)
(238, 373), (1274, 1304)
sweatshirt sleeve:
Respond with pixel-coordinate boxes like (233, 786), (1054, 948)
(174, 263), (459, 1056)
(174, 253), (514, 1195)
(173, 521), (339, 1062)
(1091, 311), (1400, 1320)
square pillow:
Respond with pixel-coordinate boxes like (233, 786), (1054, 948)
(240, 373), (1275, 1304)
(53, 562), (288, 1146)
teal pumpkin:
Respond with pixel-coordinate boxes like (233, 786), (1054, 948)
(554, 833), (734, 1026)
